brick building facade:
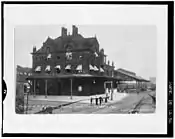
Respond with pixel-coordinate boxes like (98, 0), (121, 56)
(27, 25), (119, 96)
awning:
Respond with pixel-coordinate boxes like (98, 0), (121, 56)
(89, 65), (94, 70)
(47, 53), (51, 59)
(55, 65), (61, 69)
(65, 65), (71, 70)
(35, 66), (41, 72)
(93, 66), (99, 71)
(100, 67), (104, 72)
(45, 65), (51, 71)
(76, 65), (82, 71)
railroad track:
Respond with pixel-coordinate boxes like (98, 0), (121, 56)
(128, 93), (156, 114)
(34, 99), (89, 114)
(33, 92), (156, 114)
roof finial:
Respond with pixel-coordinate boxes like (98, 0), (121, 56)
(112, 61), (114, 67)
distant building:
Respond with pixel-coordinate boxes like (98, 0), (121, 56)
(149, 77), (156, 84)
(117, 68), (136, 76)
(16, 65), (32, 84)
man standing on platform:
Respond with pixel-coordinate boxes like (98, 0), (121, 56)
(99, 96), (103, 106)
(90, 96), (93, 105)
(95, 95), (98, 106)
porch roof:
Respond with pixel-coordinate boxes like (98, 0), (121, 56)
(26, 74), (122, 81)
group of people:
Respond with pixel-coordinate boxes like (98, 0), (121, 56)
(90, 94), (110, 106)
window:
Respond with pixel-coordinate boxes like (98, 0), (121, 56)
(45, 65), (51, 74)
(65, 65), (71, 73)
(78, 86), (82, 92)
(76, 65), (82, 73)
(66, 52), (72, 60)
(65, 44), (73, 60)
(56, 66), (61, 74)
(56, 68), (61, 74)
(66, 69), (71, 73)
(46, 47), (50, 53)
(107, 70), (109, 76)
(57, 56), (60, 60)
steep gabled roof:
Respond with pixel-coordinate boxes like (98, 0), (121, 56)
(35, 34), (99, 54)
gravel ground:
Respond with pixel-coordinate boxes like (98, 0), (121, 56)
(24, 91), (155, 114)
(52, 91), (156, 114)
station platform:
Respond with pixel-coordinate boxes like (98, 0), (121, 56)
(25, 91), (128, 104)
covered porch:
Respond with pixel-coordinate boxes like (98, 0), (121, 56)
(26, 74), (121, 97)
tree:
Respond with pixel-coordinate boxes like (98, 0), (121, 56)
(15, 83), (24, 114)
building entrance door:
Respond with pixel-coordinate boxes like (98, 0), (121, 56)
(104, 81), (114, 100)
(104, 81), (112, 90)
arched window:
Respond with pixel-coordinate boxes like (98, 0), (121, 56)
(46, 47), (50, 53)
(106, 70), (109, 76)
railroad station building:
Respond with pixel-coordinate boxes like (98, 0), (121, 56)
(27, 25), (149, 97)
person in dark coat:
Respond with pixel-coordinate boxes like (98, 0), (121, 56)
(95, 95), (98, 105)
(24, 84), (27, 93)
(99, 96), (103, 105)
(105, 96), (108, 103)
(90, 97), (93, 105)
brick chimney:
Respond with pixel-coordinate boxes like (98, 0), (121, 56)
(61, 27), (67, 37)
(112, 61), (114, 67)
(108, 60), (110, 65)
(33, 46), (36, 53)
(72, 25), (78, 36)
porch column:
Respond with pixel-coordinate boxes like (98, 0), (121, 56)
(33, 79), (36, 97)
(70, 78), (73, 99)
(111, 81), (114, 100)
(139, 82), (141, 89)
(45, 79), (47, 98)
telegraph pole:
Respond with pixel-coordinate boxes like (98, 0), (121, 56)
(70, 78), (73, 99)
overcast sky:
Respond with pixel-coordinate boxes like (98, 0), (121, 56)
(15, 25), (156, 79)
